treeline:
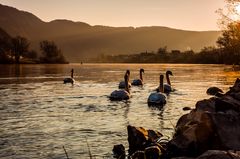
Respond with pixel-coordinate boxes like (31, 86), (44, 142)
(0, 27), (68, 64)
(92, 47), (225, 64)
(92, 21), (240, 65)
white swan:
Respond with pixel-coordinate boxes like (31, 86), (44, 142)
(148, 74), (166, 106)
(132, 68), (144, 86)
(119, 70), (131, 89)
(110, 73), (130, 101)
(63, 69), (75, 84)
(164, 70), (173, 93)
(156, 70), (173, 93)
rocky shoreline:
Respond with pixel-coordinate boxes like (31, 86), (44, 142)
(113, 78), (240, 159)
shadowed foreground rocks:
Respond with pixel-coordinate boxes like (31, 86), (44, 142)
(113, 78), (240, 159)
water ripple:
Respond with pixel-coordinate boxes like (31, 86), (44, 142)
(0, 64), (238, 158)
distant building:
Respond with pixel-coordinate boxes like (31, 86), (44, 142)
(171, 50), (181, 54)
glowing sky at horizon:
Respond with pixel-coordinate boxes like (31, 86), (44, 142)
(0, 0), (226, 31)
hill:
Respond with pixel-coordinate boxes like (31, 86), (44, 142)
(0, 3), (221, 62)
(0, 27), (11, 39)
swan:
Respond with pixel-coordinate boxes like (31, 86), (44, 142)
(119, 70), (131, 89)
(132, 68), (144, 86)
(110, 73), (130, 101)
(63, 69), (75, 84)
(164, 70), (173, 93)
(148, 74), (166, 106)
(156, 70), (173, 93)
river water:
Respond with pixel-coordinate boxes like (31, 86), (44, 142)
(0, 63), (239, 159)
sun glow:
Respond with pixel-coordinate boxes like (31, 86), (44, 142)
(230, 3), (240, 21)
(234, 3), (240, 20)
(236, 3), (240, 14)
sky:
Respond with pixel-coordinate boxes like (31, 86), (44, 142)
(0, 0), (226, 31)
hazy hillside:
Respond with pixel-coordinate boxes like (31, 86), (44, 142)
(0, 27), (11, 39)
(0, 4), (221, 62)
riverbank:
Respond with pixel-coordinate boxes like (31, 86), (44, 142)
(114, 78), (240, 159)
(0, 58), (69, 64)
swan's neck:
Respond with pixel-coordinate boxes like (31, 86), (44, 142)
(166, 73), (171, 85)
(71, 71), (73, 78)
(125, 75), (130, 93)
(140, 71), (143, 81)
(159, 76), (164, 93)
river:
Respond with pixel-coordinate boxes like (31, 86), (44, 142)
(0, 63), (239, 158)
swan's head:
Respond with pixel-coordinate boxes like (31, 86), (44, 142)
(126, 70), (130, 76)
(166, 70), (173, 76)
(140, 68), (145, 73)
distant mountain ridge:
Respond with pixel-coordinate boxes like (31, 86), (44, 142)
(0, 3), (222, 62)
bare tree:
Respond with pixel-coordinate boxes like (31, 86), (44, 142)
(40, 40), (67, 63)
(11, 36), (30, 63)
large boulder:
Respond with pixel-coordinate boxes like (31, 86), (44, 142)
(165, 78), (240, 158)
(215, 95), (240, 114)
(209, 113), (240, 150)
(195, 98), (216, 112)
(197, 150), (240, 159)
(166, 110), (240, 158)
(166, 110), (214, 158)
(172, 150), (240, 159)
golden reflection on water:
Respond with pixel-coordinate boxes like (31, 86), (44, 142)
(0, 63), (239, 158)
(222, 70), (240, 85)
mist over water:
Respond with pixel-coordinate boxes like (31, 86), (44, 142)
(0, 63), (239, 158)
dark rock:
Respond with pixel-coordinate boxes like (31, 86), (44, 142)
(227, 78), (240, 94)
(231, 92), (240, 101)
(148, 129), (163, 142)
(209, 113), (240, 150)
(183, 107), (192, 111)
(171, 150), (240, 159)
(127, 125), (149, 155)
(127, 125), (163, 155)
(167, 110), (214, 158)
(167, 109), (240, 158)
(215, 95), (240, 113)
(195, 98), (215, 112)
(215, 92), (225, 97)
(116, 78), (240, 159)
(197, 150), (240, 159)
(164, 78), (240, 158)
(144, 146), (161, 159)
(206, 87), (223, 96)
(172, 157), (194, 159)
(112, 144), (125, 159)
(175, 114), (189, 131)
(130, 151), (145, 159)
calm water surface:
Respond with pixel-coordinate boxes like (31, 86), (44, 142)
(0, 63), (239, 159)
